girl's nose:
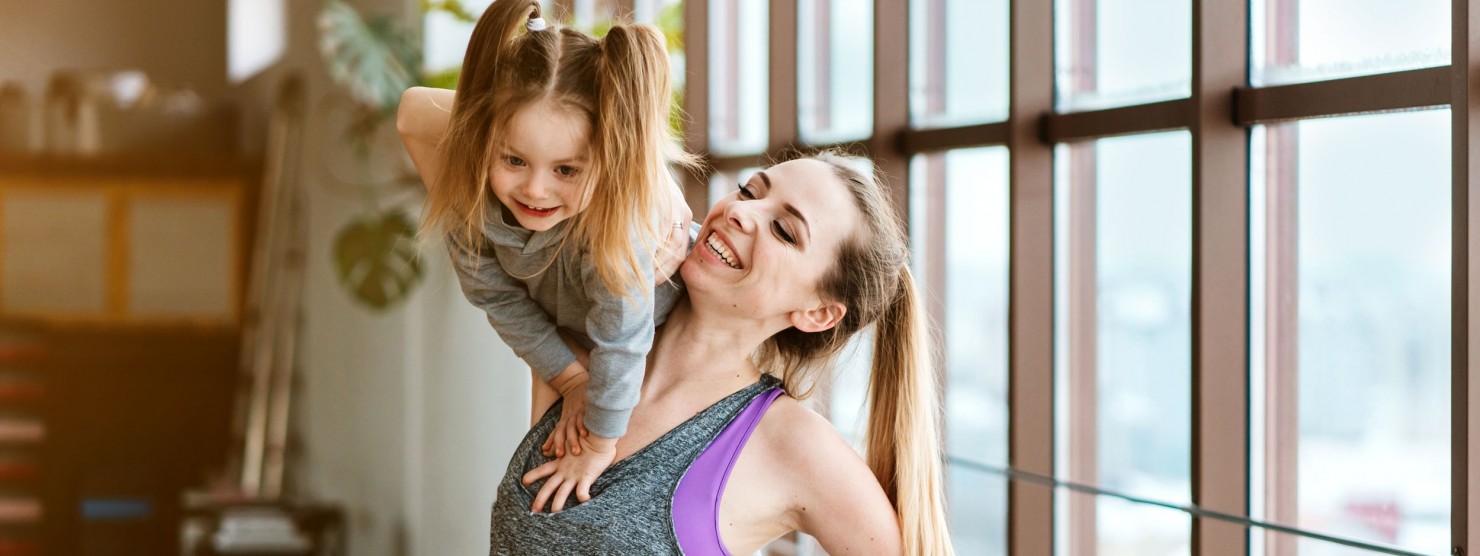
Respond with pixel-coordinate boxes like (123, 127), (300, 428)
(521, 172), (551, 199)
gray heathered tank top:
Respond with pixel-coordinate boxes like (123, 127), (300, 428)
(490, 374), (782, 555)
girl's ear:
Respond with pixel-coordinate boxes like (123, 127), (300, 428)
(790, 302), (846, 333)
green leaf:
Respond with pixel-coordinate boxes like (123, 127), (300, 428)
(419, 0), (476, 22)
(420, 67), (462, 90)
(657, 2), (683, 51)
(333, 211), (424, 311)
(318, 0), (422, 115)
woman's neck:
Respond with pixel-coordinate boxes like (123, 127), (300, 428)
(646, 300), (771, 395)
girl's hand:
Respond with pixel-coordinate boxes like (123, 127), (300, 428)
(542, 363), (591, 458)
(522, 433), (618, 513)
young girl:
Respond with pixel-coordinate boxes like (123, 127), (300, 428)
(397, 0), (694, 511)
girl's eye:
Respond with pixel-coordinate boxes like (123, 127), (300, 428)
(555, 165), (580, 178)
(773, 222), (796, 244)
(737, 183), (756, 199)
(505, 155), (526, 167)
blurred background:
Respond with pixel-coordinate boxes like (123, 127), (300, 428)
(0, 0), (566, 554)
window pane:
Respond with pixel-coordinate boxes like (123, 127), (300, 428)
(1053, 0), (1191, 111)
(913, 147), (1010, 554)
(909, 0), (1009, 127)
(1251, 110), (1450, 555)
(1251, 0), (1449, 86)
(798, 0), (873, 143)
(948, 464), (1009, 556)
(1095, 132), (1191, 553)
(1098, 497), (1191, 556)
(936, 147), (1009, 466)
(708, 0), (768, 154)
(1055, 132), (1192, 554)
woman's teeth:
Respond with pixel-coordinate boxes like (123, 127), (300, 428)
(706, 233), (741, 269)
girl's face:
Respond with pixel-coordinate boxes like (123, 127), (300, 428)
(681, 158), (862, 327)
(488, 100), (592, 231)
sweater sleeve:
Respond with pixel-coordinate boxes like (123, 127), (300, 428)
(446, 236), (577, 383)
(578, 246), (657, 439)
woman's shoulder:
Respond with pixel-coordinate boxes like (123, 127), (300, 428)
(751, 394), (866, 477)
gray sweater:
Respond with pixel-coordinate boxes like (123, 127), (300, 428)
(448, 203), (691, 438)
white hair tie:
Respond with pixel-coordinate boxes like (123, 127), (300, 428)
(526, 17), (547, 31)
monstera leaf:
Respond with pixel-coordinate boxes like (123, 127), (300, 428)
(333, 211), (423, 310)
(318, 0), (421, 115)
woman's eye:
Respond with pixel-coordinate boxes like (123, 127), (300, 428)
(555, 165), (580, 178)
(773, 222), (796, 244)
(505, 156), (526, 167)
(737, 183), (756, 199)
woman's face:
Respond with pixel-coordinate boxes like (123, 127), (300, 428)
(681, 158), (863, 326)
(487, 100), (592, 231)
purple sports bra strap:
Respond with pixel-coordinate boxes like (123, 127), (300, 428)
(671, 386), (785, 556)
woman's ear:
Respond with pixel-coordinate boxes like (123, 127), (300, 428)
(790, 302), (846, 333)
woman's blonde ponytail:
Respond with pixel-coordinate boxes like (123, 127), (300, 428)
(865, 266), (953, 556)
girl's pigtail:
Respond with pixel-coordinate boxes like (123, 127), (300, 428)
(865, 266), (954, 556)
(423, 0), (541, 251)
(577, 23), (686, 298)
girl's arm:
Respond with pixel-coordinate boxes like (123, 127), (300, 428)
(532, 330), (594, 426)
(397, 87), (456, 190)
(446, 238), (582, 389)
(575, 244), (659, 442)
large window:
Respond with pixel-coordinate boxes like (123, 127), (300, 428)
(707, 0), (768, 154)
(912, 147), (1011, 555)
(908, 0), (1009, 127)
(796, 0), (873, 143)
(682, 0), (1477, 553)
(1055, 132), (1193, 555)
(1054, 0), (1190, 111)
(1250, 110), (1452, 556)
(1250, 0), (1449, 86)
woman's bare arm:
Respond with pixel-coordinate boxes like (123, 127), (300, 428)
(396, 87), (456, 190)
(766, 401), (903, 554)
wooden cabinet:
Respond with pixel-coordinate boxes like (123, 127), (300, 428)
(0, 155), (255, 327)
(0, 155), (256, 555)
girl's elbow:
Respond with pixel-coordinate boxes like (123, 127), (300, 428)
(396, 87), (428, 139)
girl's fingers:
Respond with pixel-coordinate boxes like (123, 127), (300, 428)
(531, 475), (561, 513)
(522, 461), (557, 486)
(550, 479), (577, 513)
(566, 424), (581, 456)
(576, 478), (593, 503)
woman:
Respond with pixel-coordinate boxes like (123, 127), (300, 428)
(400, 99), (952, 556)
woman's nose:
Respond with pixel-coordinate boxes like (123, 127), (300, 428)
(725, 200), (757, 232)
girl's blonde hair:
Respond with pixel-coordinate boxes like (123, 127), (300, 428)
(424, 0), (693, 296)
(754, 151), (954, 555)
